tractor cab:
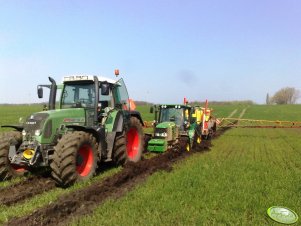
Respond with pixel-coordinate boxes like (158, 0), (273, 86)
(37, 75), (130, 126)
(157, 105), (191, 131)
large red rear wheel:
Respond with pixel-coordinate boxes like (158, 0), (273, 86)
(113, 117), (144, 165)
(126, 127), (140, 160)
(126, 117), (144, 162)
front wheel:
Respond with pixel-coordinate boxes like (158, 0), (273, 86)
(50, 131), (98, 187)
(0, 131), (26, 180)
(180, 136), (191, 152)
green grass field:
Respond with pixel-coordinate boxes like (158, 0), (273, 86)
(0, 104), (301, 225)
(0, 104), (42, 132)
(72, 104), (301, 225)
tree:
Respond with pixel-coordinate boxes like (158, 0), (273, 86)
(271, 87), (300, 104)
(266, 93), (270, 105)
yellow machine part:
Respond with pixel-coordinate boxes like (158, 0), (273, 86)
(23, 149), (35, 159)
(192, 109), (203, 123)
(186, 143), (190, 152)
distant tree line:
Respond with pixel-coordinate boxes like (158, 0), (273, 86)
(134, 101), (153, 106)
(189, 100), (255, 106)
(266, 87), (300, 105)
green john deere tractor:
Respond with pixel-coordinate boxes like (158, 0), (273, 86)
(147, 104), (197, 152)
(0, 75), (144, 187)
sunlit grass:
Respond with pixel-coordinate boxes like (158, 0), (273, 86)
(72, 105), (301, 225)
(1, 104), (301, 225)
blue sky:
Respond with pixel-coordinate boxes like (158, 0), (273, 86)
(0, 0), (300, 104)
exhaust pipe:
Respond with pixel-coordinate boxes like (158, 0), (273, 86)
(48, 77), (57, 110)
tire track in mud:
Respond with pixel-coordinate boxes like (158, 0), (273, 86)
(0, 107), (239, 208)
(7, 127), (231, 226)
(7, 151), (187, 226)
(0, 176), (55, 206)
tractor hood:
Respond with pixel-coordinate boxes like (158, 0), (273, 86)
(154, 122), (176, 139)
(148, 121), (179, 153)
(156, 121), (176, 129)
(23, 108), (86, 144)
(153, 121), (179, 142)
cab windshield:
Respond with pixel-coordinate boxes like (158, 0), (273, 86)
(159, 108), (184, 126)
(61, 83), (96, 109)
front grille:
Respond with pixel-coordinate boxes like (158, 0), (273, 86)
(155, 128), (167, 134)
(43, 119), (52, 138)
(24, 113), (49, 135)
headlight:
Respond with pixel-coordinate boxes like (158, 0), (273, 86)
(155, 132), (168, 137)
(35, 129), (42, 136)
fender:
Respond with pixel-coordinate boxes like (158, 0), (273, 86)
(65, 125), (104, 143)
(128, 111), (144, 126)
(1, 125), (24, 132)
(112, 111), (124, 132)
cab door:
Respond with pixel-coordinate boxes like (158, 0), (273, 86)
(113, 78), (130, 110)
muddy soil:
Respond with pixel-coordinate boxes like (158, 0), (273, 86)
(0, 176), (55, 206)
(6, 127), (231, 226)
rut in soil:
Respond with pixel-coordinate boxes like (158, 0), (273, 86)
(6, 127), (231, 226)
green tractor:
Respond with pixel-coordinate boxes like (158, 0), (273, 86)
(0, 74), (144, 187)
(147, 104), (197, 152)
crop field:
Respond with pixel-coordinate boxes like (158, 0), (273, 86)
(0, 104), (301, 225)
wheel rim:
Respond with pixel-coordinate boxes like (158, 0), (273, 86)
(76, 144), (94, 177)
(186, 143), (190, 152)
(126, 128), (140, 160)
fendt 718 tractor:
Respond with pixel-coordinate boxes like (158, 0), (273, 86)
(0, 74), (144, 187)
(147, 100), (216, 153)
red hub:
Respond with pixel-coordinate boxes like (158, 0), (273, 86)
(76, 144), (94, 177)
(126, 128), (140, 160)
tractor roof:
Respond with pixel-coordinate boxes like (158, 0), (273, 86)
(63, 75), (117, 84)
(159, 104), (191, 109)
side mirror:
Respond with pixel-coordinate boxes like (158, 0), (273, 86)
(101, 82), (110, 96)
(150, 106), (154, 113)
(37, 87), (43, 98)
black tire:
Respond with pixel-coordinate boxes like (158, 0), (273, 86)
(113, 117), (144, 165)
(143, 133), (152, 153)
(193, 129), (206, 151)
(180, 136), (191, 152)
(212, 121), (217, 133)
(50, 131), (98, 187)
(0, 131), (26, 180)
(113, 133), (127, 166)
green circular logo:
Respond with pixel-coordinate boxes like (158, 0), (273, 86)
(267, 206), (298, 224)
